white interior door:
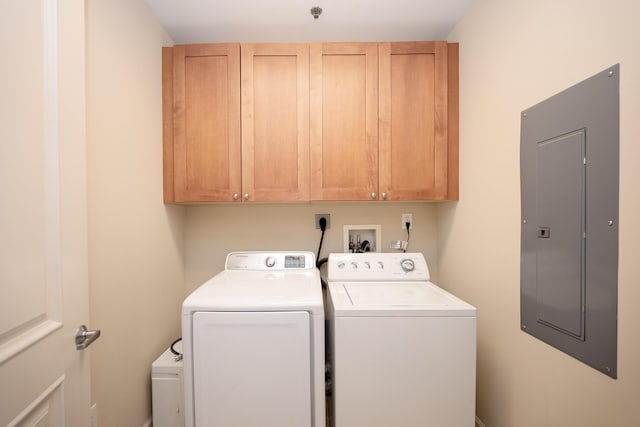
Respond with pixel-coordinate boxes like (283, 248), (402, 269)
(0, 0), (92, 425)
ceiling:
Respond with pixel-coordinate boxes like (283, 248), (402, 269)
(144, 0), (472, 44)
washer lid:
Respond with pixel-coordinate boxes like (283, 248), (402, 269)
(329, 281), (476, 317)
(346, 282), (449, 307)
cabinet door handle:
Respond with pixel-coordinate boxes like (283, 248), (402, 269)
(233, 193), (239, 201)
(244, 193), (250, 200)
(381, 192), (387, 200)
(371, 192), (376, 199)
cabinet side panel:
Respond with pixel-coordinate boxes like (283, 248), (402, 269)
(433, 42), (449, 197)
(162, 47), (174, 203)
(446, 43), (459, 200)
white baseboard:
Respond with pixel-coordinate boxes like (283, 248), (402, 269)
(142, 418), (152, 427)
(476, 415), (487, 427)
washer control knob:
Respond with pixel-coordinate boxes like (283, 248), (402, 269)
(337, 262), (345, 269)
(364, 261), (371, 269)
(378, 261), (384, 269)
(351, 262), (358, 269)
(265, 256), (276, 268)
(400, 259), (415, 272)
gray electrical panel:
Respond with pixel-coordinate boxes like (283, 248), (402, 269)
(520, 65), (619, 378)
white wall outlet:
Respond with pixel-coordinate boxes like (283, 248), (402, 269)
(389, 240), (408, 250)
(401, 213), (413, 230)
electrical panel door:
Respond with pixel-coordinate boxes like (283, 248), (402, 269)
(535, 130), (585, 340)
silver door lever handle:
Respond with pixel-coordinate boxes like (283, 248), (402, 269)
(75, 325), (101, 350)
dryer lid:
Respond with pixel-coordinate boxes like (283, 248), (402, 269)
(183, 252), (323, 315)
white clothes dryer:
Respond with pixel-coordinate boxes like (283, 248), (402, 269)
(327, 252), (476, 427)
(182, 251), (325, 427)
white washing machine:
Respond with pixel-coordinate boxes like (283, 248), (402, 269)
(327, 252), (476, 427)
(182, 251), (325, 427)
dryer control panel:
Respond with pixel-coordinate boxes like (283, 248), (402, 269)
(225, 251), (315, 271)
(328, 253), (430, 282)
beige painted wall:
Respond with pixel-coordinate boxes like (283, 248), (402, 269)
(439, 0), (640, 426)
(83, 0), (640, 424)
(83, 1), (441, 423)
(185, 203), (439, 292)
(86, 0), (184, 425)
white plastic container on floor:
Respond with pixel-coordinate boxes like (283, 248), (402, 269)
(152, 345), (184, 427)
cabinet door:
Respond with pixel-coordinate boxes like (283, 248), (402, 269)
(310, 43), (378, 201)
(171, 43), (241, 202)
(379, 42), (450, 200)
(241, 44), (309, 202)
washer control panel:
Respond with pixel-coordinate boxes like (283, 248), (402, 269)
(328, 253), (430, 281)
(225, 251), (315, 271)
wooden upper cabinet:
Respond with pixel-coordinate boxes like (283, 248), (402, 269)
(310, 43), (379, 201)
(379, 41), (458, 200)
(165, 43), (241, 202)
(241, 44), (309, 202)
(163, 41), (458, 203)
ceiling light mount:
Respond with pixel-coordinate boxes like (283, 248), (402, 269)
(310, 5), (323, 19)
